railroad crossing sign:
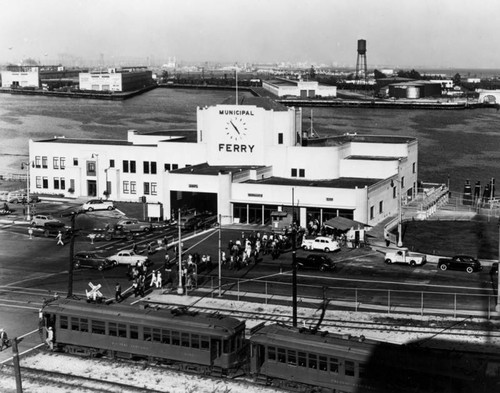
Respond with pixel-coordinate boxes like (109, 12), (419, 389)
(86, 282), (103, 301)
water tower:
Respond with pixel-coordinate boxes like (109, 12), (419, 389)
(355, 39), (367, 84)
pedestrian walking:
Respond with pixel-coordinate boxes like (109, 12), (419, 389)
(150, 270), (157, 287)
(115, 282), (123, 302)
(0, 328), (9, 351)
(155, 271), (162, 288)
(132, 279), (139, 297)
(28, 227), (33, 239)
(56, 231), (64, 246)
(45, 327), (54, 350)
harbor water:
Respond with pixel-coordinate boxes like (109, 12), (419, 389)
(1, 87), (499, 193)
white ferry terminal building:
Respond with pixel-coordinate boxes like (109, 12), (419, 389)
(29, 97), (418, 227)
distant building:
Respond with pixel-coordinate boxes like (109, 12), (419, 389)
(79, 67), (154, 92)
(467, 78), (481, 84)
(477, 89), (500, 104)
(262, 78), (337, 98)
(388, 80), (442, 99)
(1, 67), (40, 88)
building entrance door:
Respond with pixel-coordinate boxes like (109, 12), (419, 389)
(87, 180), (97, 197)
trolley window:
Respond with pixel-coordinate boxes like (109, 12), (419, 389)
(359, 364), (366, 379)
(345, 360), (355, 377)
(287, 350), (297, 366)
(191, 334), (200, 349)
(298, 351), (307, 367)
(152, 328), (161, 342)
(143, 327), (152, 341)
(118, 323), (127, 338)
(172, 331), (180, 346)
(319, 356), (328, 371)
(160, 328), (169, 343)
(130, 325), (138, 340)
(308, 354), (317, 369)
(223, 339), (229, 354)
(277, 348), (286, 363)
(181, 333), (190, 347)
(91, 320), (105, 335)
(109, 322), (117, 336)
(268, 346), (276, 361)
(200, 336), (209, 351)
(330, 357), (339, 374)
(80, 318), (88, 332)
(60, 316), (68, 329)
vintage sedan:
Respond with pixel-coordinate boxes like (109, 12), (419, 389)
(73, 251), (114, 271)
(107, 250), (150, 266)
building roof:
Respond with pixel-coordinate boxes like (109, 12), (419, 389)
(36, 137), (132, 146)
(172, 162), (265, 175)
(141, 129), (198, 143)
(219, 96), (288, 111)
(305, 133), (417, 147)
(345, 155), (402, 161)
(244, 176), (381, 189)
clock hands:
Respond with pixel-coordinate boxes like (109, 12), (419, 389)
(229, 120), (240, 134)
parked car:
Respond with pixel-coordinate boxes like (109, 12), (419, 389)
(107, 250), (150, 266)
(7, 191), (40, 204)
(31, 214), (61, 227)
(81, 199), (115, 212)
(73, 251), (114, 271)
(296, 254), (336, 272)
(301, 236), (340, 253)
(116, 218), (152, 232)
(437, 255), (482, 274)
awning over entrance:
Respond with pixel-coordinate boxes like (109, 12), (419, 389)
(323, 216), (369, 231)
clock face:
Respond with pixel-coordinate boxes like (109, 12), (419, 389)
(225, 117), (247, 141)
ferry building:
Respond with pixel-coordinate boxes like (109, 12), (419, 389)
(28, 97), (418, 227)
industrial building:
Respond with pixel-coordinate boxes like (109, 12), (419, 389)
(79, 67), (154, 92)
(388, 80), (442, 99)
(28, 97), (417, 227)
(262, 78), (337, 98)
(1, 67), (40, 88)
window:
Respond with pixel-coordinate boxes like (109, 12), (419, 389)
(319, 356), (328, 371)
(87, 161), (96, 176)
(172, 164), (178, 170)
(123, 160), (129, 173)
(298, 351), (307, 367)
(393, 186), (397, 199)
(130, 325), (138, 340)
(35, 156), (41, 168)
(54, 178), (60, 189)
(109, 159), (115, 168)
(291, 168), (297, 177)
(151, 182), (157, 196)
(36, 176), (42, 188)
(123, 181), (129, 194)
(144, 182), (150, 195)
(60, 316), (68, 329)
(172, 331), (180, 346)
(73, 158), (78, 166)
(379, 201), (383, 214)
(151, 161), (157, 174)
(330, 357), (339, 374)
(299, 169), (305, 178)
(268, 346), (276, 361)
(143, 161), (150, 174)
(130, 160), (136, 173)
(164, 163), (171, 171)
(152, 328), (161, 342)
(277, 348), (286, 363)
(181, 333), (190, 347)
(143, 327), (152, 341)
(308, 354), (317, 369)
(130, 181), (136, 194)
(401, 176), (405, 188)
(118, 324), (127, 338)
(278, 133), (283, 144)
(109, 322), (118, 336)
(42, 177), (48, 189)
(191, 334), (200, 349)
(345, 360), (355, 377)
(370, 206), (374, 220)
(70, 179), (75, 191)
(60, 157), (66, 169)
(287, 350), (297, 365)
(42, 156), (48, 169)
(161, 329), (170, 344)
(200, 336), (209, 351)
(91, 320), (105, 335)
(53, 157), (59, 169)
(412, 162), (416, 173)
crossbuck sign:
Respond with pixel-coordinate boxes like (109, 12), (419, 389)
(86, 282), (103, 301)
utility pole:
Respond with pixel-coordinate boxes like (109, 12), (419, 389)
(292, 188), (297, 327)
(177, 209), (183, 295)
(496, 219), (500, 313)
(218, 214), (222, 297)
(12, 337), (23, 393)
(67, 212), (76, 298)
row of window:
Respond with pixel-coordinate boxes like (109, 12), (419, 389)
(35, 176), (68, 190)
(264, 344), (361, 378)
(59, 315), (243, 354)
(123, 181), (157, 195)
(34, 156), (66, 170)
(291, 168), (306, 178)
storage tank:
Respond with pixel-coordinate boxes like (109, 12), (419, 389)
(406, 86), (420, 99)
(357, 39), (367, 54)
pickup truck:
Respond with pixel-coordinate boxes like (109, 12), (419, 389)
(384, 249), (426, 266)
(301, 236), (340, 253)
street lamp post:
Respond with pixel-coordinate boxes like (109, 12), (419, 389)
(177, 209), (184, 295)
(21, 162), (31, 221)
(391, 177), (403, 248)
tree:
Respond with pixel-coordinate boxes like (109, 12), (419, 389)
(373, 69), (387, 80)
(309, 65), (316, 79)
(452, 73), (461, 87)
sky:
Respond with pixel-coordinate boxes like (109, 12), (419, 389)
(2, 0), (500, 69)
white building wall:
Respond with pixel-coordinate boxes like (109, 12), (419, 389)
(1, 70), (39, 88)
(79, 72), (123, 91)
(340, 159), (396, 179)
